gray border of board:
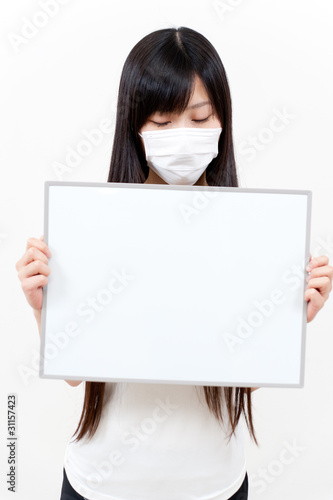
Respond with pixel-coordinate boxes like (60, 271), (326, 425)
(39, 181), (312, 388)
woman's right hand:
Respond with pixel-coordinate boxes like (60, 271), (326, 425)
(15, 235), (51, 315)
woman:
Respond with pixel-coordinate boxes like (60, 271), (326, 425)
(15, 26), (333, 500)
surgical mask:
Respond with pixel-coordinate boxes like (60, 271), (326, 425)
(139, 127), (222, 185)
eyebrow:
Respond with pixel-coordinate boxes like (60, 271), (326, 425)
(186, 100), (211, 110)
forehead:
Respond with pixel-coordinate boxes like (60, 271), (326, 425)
(153, 76), (212, 116)
(190, 75), (210, 101)
(183, 74), (211, 110)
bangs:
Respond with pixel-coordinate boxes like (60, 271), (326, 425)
(136, 41), (197, 120)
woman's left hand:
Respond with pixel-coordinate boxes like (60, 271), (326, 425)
(305, 254), (333, 322)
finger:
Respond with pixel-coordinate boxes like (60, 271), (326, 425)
(16, 247), (49, 271)
(18, 259), (50, 281)
(25, 247), (49, 266)
(305, 276), (332, 300)
(307, 264), (333, 280)
(26, 237), (51, 257)
(306, 255), (329, 271)
(304, 288), (325, 322)
(21, 274), (49, 294)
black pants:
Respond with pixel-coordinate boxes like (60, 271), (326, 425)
(229, 472), (248, 500)
(60, 467), (248, 500)
(60, 468), (87, 500)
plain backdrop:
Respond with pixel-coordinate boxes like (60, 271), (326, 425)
(0, 1), (332, 499)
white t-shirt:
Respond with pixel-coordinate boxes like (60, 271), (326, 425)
(64, 382), (247, 500)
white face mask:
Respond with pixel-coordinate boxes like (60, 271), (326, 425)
(139, 127), (222, 185)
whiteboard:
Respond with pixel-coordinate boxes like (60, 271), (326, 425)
(39, 181), (311, 387)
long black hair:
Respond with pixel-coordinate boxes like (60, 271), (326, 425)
(73, 27), (257, 446)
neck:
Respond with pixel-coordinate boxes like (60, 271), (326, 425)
(144, 169), (208, 186)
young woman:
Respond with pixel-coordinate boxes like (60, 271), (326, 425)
(15, 27), (332, 500)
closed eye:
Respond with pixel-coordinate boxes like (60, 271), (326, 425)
(152, 115), (211, 127)
(193, 116), (211, 124)
(153, 121), (170, 127)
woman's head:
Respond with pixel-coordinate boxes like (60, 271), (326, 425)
(108, 26), (238, 187)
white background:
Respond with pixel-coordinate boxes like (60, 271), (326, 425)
(0, 1), (332, 499)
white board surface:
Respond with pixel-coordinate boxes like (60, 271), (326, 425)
(39, 181), (311, 387)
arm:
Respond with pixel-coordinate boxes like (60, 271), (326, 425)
(34, 309), (83, 387)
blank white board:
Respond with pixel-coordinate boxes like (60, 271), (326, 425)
(40, 181), (311, 387)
